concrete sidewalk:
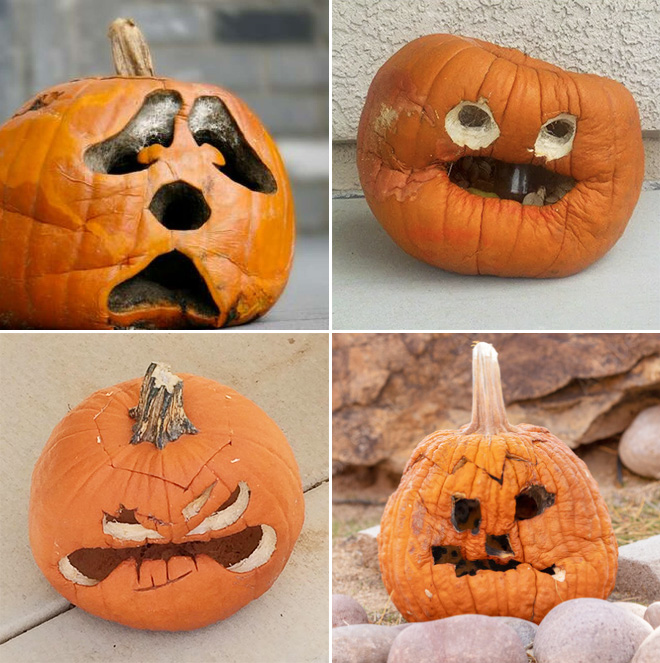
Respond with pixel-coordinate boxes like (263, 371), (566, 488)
(0, 334), (329, 662)
(332, 192), (660, 330)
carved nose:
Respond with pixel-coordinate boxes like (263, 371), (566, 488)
(149, 181), (211, 231)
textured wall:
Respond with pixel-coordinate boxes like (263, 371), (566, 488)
(332, 0), (660, 140)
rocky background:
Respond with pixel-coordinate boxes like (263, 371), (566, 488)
(333, 333), (660, 477)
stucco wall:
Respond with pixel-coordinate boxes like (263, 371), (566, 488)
(333, 0), (660, 141)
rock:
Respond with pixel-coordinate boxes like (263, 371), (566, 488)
(615, 535), (660, 603)
(388, 614), (528, 663)
(333, 594), (369, 628)
(491, 616), (538, 649)
(332, 624), (399, 663)
(632, 628), (660, 663)
(614, 602), (649, 619)
(332, 334), (660, 474)
(644, 602), (660, 628)
(533, 598), (653, 663)
(619, 405), (660, 479)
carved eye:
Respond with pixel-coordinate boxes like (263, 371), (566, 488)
(188, 96), (277, 194)
(102, 507), (164, 541)
(187, 481), (250, 535)
(451, 496), (481, 534)
(445, 100), (500, 150)
(515, 485), (556, 520)
(85, 90), (182, 174)
(534, 113), (577, 161)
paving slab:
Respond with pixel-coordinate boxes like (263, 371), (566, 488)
(615, 535), (660, 603)
(332, 192), (660, 330)
(0, 333), (329, 660)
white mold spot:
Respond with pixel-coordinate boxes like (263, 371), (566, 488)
(187, 481), (250, 535)
(374, 103), (398, 134)
(445, 99), (500, 150)
(228, 524), (277, 573)
(58, 556), (99, 586)
(553, 566), (566, 582)
(534, 113), (577, 161)
(425, 589), (433, 598)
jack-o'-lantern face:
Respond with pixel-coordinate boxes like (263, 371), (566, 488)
(0, 78), (293, 329)
(379, 344), (617, 624)
(29, 365), (304, 630)
(58, 481), (276, 591)
(357, 34), (644, 277)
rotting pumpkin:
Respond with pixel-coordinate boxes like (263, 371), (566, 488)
(0, 19), (294, 329)
(357, 34), (644, 277)
(29, 362), (304, 630)
(378, 342), (617, 624)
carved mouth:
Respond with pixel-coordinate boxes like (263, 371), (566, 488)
(58, 524), (276, 588)
(432, 545), (559, 578)
(108, 250), (220, 323)
(447, 156), (576, 205)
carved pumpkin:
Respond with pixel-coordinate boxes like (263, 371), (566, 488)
(29, 363), (304, 630)
(379, 342), (617, 624)
(357, 34), (644, 277)
(0, 19), (293, 329)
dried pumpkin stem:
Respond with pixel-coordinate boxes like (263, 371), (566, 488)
(463, 342), (517, 436)
(109, 18), (155, 77)
(130, 362), (198, 449)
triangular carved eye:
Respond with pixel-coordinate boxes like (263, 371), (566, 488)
(85, 90), (182, 174)
(188, 96), (277, 194)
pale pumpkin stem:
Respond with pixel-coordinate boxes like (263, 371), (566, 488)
(109, 18), (155, 77)
(463, 342), (517, 436)
(130, 362), (198, 449)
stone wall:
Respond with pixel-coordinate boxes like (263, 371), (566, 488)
(0, 0), (329, 233)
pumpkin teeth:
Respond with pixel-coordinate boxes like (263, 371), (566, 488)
(447, 156), (575, 205)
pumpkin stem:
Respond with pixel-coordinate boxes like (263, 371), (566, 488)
(463, 342), (517, 436)
(109, 18), (155, 77)
(129, 362), (198, 449)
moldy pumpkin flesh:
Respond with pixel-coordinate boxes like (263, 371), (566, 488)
(378, 343), (617, 624)
(0, 20), (293, 329)
(358, 34), (644, 277)
(29, 363), (304, 630)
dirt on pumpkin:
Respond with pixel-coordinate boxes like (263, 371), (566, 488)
(332, 438), (660, 624)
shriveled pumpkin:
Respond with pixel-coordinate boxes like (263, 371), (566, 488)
(357, 34), (643, 277)
(29, 362), (304, 630)
(0, 19), (293, 329)
(379, 342), (617, 624)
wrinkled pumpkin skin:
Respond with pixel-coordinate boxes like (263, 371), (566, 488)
(358, 34), (644, 277)
(0, 77), (294, 329)
(379, 425), (618, 624)
(29, 373), (304, 630)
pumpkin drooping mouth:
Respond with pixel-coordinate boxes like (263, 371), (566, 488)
(58, 524), (276, 588)
(447, 156), (576, 205)
(432, 544), (560, 578)
(108, 250), (220, 323)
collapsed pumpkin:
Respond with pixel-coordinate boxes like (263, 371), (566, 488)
(357, 34), (644, 277)
(379, 342), (617, 624)
(29, 362), (304, 630)
(0, 19), (294, 329)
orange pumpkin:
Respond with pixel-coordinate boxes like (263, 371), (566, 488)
(379, 342), (617, 624)
(29, 362), (304, 630)
(0, 19), (294, 329)
(357, 34), (643, 277)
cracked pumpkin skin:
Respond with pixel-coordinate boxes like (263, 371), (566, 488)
(29, 368), (304, 630)
(357, 34), (644, 277)
(378, 343), (617, 624)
